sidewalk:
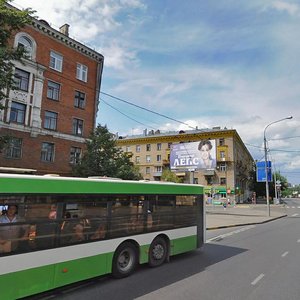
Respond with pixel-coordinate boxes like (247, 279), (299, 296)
(206, 204), (287, 230)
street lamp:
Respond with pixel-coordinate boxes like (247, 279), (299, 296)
(264, 116), (293, 216)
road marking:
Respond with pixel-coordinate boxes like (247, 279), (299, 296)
(206, 225), (256, 243)
(291, 213), (298, 217)
(298, 206), (300, 208)
(251, 274), (265, 285)
(297, 239), (300, 243)
(281, 251), (289, 257)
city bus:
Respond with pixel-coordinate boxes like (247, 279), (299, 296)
(0, 174), (204, 299)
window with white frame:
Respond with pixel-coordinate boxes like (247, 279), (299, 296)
(10, 101), (26, 124)
(72, 118), (84, 136)
(156, 166), (162, 172)
(47, 81), (60, 101)
(157, 154), (161, 162)
(135, 156), (140, 163)
(157, 143), (162, 150)
(50, 51), (63, 72)
(5, 137), (22, 159)
(14, 68), (30, 92)
(17, 36), (33, 59)
(70, 147), (81, 164)
(44, 111), (58, 130)
(146, 167), (151, 174)
(76, 63), (88, 82)
(74, 91), (85, 108)
(136, 145), (141, 152)
(126, 146), (131, 152)
(41, 142), (55, 162)
(219, 162), (227, 172)
(146, 144), (151, 151)
(146, 155), (151, 163)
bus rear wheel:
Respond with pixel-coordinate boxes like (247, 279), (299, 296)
(149, 236), (168, 267)
(112, 242), (137, 278)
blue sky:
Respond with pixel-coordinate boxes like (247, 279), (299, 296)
(13, 0), (300, 185)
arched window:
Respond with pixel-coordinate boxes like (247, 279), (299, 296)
(14, 33), (36, 60)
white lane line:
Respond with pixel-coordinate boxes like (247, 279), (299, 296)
(291, 213), (298, 217)
(281, 251), (289, 257)
(251, 274), (265, 285)
(206, 225), (256, 243)
(298, 206), (300, 208)
(297, 239), (300, 243)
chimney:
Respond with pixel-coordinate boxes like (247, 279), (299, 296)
(59, 24), (70, 36)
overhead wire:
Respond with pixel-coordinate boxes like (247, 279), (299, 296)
(100, 98), (157, 130)
(100, 91), (198, 131)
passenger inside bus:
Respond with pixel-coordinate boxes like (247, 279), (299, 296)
(91, 223), (106, 240)
(0, 205), (29, 253)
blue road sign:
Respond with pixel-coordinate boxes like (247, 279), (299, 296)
(256, 161), (272, 182)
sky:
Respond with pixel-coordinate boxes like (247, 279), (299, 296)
(12, 0), (300, 185)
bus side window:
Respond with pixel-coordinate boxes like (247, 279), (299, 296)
(35, 221), (58, 249)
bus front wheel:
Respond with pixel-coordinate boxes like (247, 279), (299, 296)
(148, 236), (168, 267)
(112, 242), (137, 278)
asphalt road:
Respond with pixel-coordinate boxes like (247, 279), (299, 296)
(28, 198), (300, 300)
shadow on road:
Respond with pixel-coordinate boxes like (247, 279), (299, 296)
(26, 243), (247, 300)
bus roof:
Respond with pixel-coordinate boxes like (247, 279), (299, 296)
(0, 174), (203, 195)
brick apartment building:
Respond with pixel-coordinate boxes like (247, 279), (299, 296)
(0, 5), (104, 175)
(117, 128), (254, 203)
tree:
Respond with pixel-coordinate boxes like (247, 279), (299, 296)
(73, 125), (142, 180)
(161, 168), (183, 183)
(0, 0), (34, 151)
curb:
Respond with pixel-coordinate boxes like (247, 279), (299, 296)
(206, 214), (287, 230)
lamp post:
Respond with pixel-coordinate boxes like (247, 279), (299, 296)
(264, 116), (293, 216)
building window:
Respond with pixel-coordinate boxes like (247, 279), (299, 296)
(157, 143), (162, 151)
(70, 147), (81, 164)
(135, 156), (140, 164)
(47, 81), (60, 101)
(146, 144), (151, 151)
(126, 146), (131, 152)
(136, 145), (141, 152)
(146, 167), (151, 174)
(219, 138), (225, 146)
(168, 143), (172, 149)
(44, 111), (58, 130)
(50, 51), (63, 72)
(206, 177), (213, 185)
(41, 142), (55, 162)
(10, 101), (26, 124)
(220, 177), (227, 185)
(76, 63), (88, 82)
(14, 68), (30, 92)
(74, 91), (86, 109)
(5, 137), (22, 159)
(220, 151), (225, 159)
(17, 36), (33, 59)
(156, 166), (162, 172)
(146, 155), (151, 163)
(157, 154), (161, 162)
(219, 163), (227, 172)
(72, 118), (84, 136)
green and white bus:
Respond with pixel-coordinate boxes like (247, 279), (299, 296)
(0, 174), (204, 299)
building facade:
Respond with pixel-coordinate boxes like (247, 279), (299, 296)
(117, 128), (254, 203)
(0, 6), (103, 175)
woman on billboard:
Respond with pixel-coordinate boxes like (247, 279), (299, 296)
(198, 140), (216, 169)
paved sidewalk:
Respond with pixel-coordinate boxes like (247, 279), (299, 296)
(206, 204), (287, 230)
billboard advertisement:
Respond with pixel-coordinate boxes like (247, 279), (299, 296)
(170, 140), (216, 171)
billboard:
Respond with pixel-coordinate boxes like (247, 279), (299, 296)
(256, 161), (272, 182)
(170, 140), (216, 171)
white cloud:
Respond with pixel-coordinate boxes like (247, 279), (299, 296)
(271, 1), (300, 15)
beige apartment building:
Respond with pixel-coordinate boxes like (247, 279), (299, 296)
(117, 127), (254, 203)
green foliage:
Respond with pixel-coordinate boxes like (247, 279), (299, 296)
(161, 168), (183, 183)
(0, 1), (34, 151)
(0, 0), (34, 100)
(72, 125), (142, 180)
